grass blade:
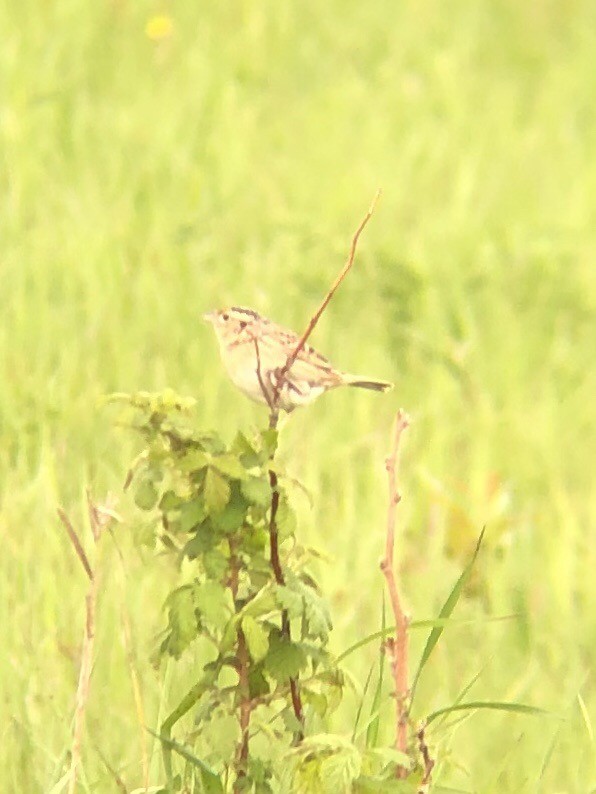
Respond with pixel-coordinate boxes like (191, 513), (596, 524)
(148, 729), (223, 793)
(410, 527), (485, 706)
(365, 599), (386, 748)
(336, 613), (515, 665)
(426, 700), (552, 725)
(352, 661), (376, 743)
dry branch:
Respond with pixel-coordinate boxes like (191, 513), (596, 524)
(259, 193), (382, 744)
(58, 494), (118, 794)
(271, 189), (381, 410)
(380, 409), (411, 777)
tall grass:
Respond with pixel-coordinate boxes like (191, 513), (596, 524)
(1, 0), (595, 790)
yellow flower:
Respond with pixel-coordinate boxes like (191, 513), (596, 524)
(145, 14), (173, 41)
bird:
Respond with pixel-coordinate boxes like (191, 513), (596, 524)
(204, 306), (392, 412)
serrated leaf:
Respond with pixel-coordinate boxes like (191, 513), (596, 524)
(164, 586), (198, 658)
(260, 428), (278, 458)
(354, 776), (417, 792)
(303, 690), (328, 718)
(204, 467), (231, 514)
(275, 585), (304, 618)
(212, 453), (247, 480)
(242, 616), (270, 663)
(212, 500), (246, 534)
(248, 667), (270, 699)
(364, 747), (411, 770)
(135, 479), (158, 510)
(159, 490), (185, 511)
(241, 476), (271, 507)
(299, 580), (332, 640)
(203, 548), (229, 579)
(177, 449), (210, 472)
(194, 581), (230, 630)
(177, 499), (207, 532)
(232, 431), (261, 468)
(264, 633), (307, 682)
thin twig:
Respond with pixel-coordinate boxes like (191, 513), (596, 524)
(271, 189), (381, 409)
(58, 507), (93, 581)
(380, 410), (411, 778)
(416, 722), (435, 793)
(253, 338), (273, 412)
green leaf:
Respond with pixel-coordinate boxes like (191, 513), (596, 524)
(194, 581), (230, 630)
(212, 487), (247, 533)
(232, 431), (261, 468)
(135, 478), (158, 510)
(177, 499), (207, 532)
(410, 527), (485, 705)
(275, 585), (304, 618)
(211, 453), (248, 480)
(364, 747), (411, 771)
(177, 449), (210, 473)
(264, 633), (307, 682)
(204, 467), (231, 514)
(260, 428), (278, 458)
(203, 548), (229, 580)
(182, 524), (217, 559)
(164, 586), (198, 658)
(158, 490), (182, 511)
(303, 690), (328, 718)
(242, 616), (270, 663)
(248, 667), (270, 699)
(425, 700), (554, 724)
(241, 476), (271, 507)
(354, 777), (417, 792)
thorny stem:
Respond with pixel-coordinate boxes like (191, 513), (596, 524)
(416, 722), (435, 794)
(380, 410), (411, 778)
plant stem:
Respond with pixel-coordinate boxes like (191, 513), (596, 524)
(380, 410), (411, 778)
(229, 540), (254, 787)
(267, 424), (304, 739)
(235, 626), (251, 788)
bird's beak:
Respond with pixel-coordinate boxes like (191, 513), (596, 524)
(203, 311), (216, 323)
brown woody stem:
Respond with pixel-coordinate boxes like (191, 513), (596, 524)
(270, 189), (381, 410)
(380, 410), (411, 778)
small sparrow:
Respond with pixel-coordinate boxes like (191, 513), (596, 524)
(204, 306), (392, 412)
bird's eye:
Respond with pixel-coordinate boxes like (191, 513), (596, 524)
(221, 313), (229, 322)
(239, 320), (247, 330)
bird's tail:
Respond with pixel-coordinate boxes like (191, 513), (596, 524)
(345, 376), (393, 393)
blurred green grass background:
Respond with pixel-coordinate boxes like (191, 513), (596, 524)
(1, 0), (596, 790)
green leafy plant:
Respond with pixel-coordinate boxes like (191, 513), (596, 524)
(113, 389), (351, 792)
(100, 202), (545, 793)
